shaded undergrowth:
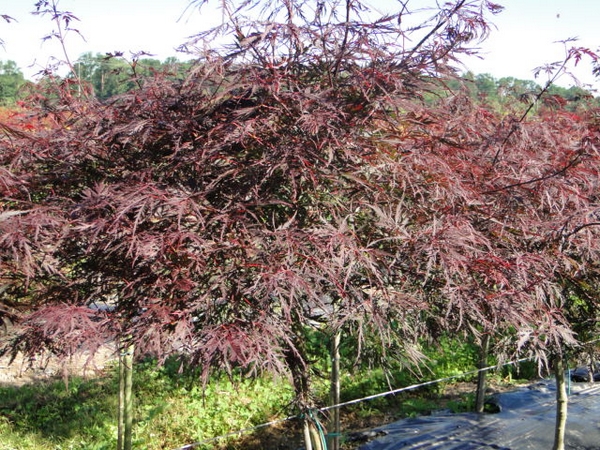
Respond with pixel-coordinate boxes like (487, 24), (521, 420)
(0, 339), (537, 449)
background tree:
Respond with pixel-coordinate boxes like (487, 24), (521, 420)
(73, 52), (192, 100)
(446, 81), (600, 449)
(0, 60), (26, 105)
(365, 41), (600, 445)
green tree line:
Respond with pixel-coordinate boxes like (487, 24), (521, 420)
(0, 55), (192, 104)
(453, 71), (600, 112)
(72, 52), (193, 100)
(1, 55), (597, 108)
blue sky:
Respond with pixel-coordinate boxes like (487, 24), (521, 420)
(460, 0), (600, 89)
(0, 0), (598, 90)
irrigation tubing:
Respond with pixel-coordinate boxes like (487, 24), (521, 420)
(172, 356), (534, 450)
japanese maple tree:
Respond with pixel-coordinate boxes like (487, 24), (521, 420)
(3, 1), (600, 449)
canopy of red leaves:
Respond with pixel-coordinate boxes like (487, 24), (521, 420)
(1, 0), (600, 388)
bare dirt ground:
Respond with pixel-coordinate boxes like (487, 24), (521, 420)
(0, 342), (118, 387)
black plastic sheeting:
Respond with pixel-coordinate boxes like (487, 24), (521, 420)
(358, 379), (600, 450)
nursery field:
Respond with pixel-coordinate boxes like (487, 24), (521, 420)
(0, 339), (536, 450)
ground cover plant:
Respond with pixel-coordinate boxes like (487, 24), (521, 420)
(0, 359), (294, 450)
(1, 1), (600, 449)
(0, 338), (534, 450)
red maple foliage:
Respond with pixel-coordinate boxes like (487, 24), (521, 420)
(1, 1), (600, 418)
(376, 92), (600, 364)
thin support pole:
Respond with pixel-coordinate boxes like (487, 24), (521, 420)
(124, 344), (134, 450)
(552, 355), (568, 450)
(328, 331), (341, 450)
(117, 349), (125, 450)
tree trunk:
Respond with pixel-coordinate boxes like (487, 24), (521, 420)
(475, 334), (490, 414)
(328, 331), (341, 450)
(117, 343), (134, 450)
(552, 355), (568, 450)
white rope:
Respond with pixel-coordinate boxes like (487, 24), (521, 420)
(319, 357), (532, 412)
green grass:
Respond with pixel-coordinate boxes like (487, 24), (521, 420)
(0, 359), (294, 450)
(0, 339), (533, 450)
(0, 379), (116, 450)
